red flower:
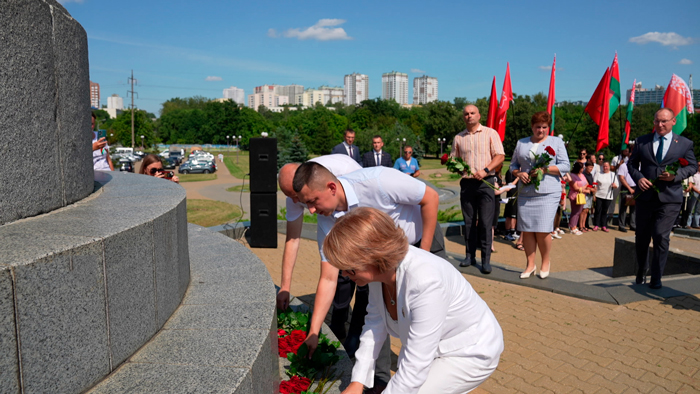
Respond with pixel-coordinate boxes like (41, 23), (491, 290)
(278, 329), (287, 337)
(441, 153), (449, 165)
(679, 158), (689, 166)
(544, 146), (556, 156)
(280, 375), (311, 394)
(278, 330), (307, 357)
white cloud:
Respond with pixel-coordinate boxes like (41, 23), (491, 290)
(411, 68), (425, 73)
(205, 76), (222, 81)
(279, 19), (352, 41)
(267, 29), (279, 38)
(679, 58), (693, 65)
(629, 32), (693, 47)
(539, 65), (551, 71)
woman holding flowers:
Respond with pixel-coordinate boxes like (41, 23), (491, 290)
(324, 207), (503, 394)
(509, 112), (570, 279)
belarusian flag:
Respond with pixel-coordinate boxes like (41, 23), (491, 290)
(547, 55), (556, 135)
(486, 76), (498, 129)
(663, 74), (695, 134)
(585, 67), (611, 152)
(622, 79), (635, 150)
(608, 53), (621, 119)
(495, 63), (513, 142)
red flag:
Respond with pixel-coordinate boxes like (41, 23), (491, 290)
(495, 63), (512, 142)
(584, 68), (612, 152)
(486, 76), (498, 129)
(546, 55), (556, 135)
(662, 74), (695, 134)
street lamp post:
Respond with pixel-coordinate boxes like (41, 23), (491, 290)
(438, 137), (446, 156)
(140, 135), (144, 151)
(236, 135), (242, 164)
(227, 135), (230, 151)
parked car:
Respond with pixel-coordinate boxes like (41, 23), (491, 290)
(178, 160), (216, 174)
(118, 158), (134, 172)
(164, 157), (179, 169)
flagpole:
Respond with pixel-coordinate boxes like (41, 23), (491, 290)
(565, 107), (587, 147)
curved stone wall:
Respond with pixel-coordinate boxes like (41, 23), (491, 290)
(0, 172), (189, 393)
(0, 0), (94, 225)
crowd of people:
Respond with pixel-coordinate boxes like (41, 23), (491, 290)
(276, 104), (697, 393)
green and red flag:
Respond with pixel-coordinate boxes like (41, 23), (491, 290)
(486, 76), (498, 129)
(608, 53), (621, 119)
(622, 79), (635, 150)
(495, 63), (513, 142)
(547, 55), (556, 135)
(663, 74), (695, 134)
(585, 67), (612, 152)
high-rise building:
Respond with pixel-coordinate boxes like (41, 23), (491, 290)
(344, 73), (369, 105)
(223, 86), (245, 105)
(278, 84), (304, 101)
(295, 89), (326, 107)
(90, 81), (100, 109)
(318, 85), (345, 105)
(413, 75), (438, 104)
(107, 94), (124, 110)
(382, 71), (409, 105)
(626, 82), (665, 105)
(247, 91), (289, 111)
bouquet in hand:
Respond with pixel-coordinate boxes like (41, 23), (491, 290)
(441, 154), (498, 190)
(635, 157), (688, 199)
(529, 146), (556, 191)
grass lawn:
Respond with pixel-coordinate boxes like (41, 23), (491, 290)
(186, 199), (244, 227)
(178, 173), (217, 182)
(223, 151), (249, 179)
(226, 184), (250, 192)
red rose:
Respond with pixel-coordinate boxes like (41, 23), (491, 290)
(440, 153), (449, 165)
(287, 330), (306, 353)
(679, 158), (689, 166)
(278, 329), (287, 337)
(280, 376), (311, 394)
(544, 146), (556, 156)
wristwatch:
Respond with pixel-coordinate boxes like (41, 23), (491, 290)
(483, 167), (490, 173)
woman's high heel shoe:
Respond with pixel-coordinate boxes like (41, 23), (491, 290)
(520, 268), (536, 279)
(539, 270), (550, 279)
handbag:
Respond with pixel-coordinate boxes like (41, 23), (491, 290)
(576, 192), (586, 205)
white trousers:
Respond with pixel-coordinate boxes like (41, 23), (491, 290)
(416, 355), (498, 394)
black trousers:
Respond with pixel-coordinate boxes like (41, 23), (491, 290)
(459, 177), (496, 263)
(635, 195), (681, 286)
(594, 198), (613, 227)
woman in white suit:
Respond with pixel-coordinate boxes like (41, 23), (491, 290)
(323, 207), (504, 394)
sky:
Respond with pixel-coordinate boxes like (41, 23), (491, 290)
(60, 0), (700, 116)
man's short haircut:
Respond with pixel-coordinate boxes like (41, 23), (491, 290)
(292, 161), (337, 193)
(656, 108), (675, 118)
(91, 112), (96, 120)
(323, 207), (408, 273)
(531, 111), (551, 127)
(344, 129), (355, 135)
(372, 135), (382, 141)
(585, 161), (594, 167)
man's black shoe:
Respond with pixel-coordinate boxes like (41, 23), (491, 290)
(649, 282), (663, 290)
(459, 256), (474, 267)
(619, 227), (628, 233)
(635, 270), (646, 285)
(481, 262), (492, 274)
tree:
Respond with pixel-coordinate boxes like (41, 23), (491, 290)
(110, 110), (155, 148)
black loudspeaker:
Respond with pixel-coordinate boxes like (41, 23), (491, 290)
(249, 192), (278, 248)
(249, 138), (278, 193)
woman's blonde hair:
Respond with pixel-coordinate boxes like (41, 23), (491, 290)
(323, 207), (408, 273)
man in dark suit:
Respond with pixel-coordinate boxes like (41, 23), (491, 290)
(331, 129), (361, 164)
(361, 135), (393, 167)
(628, 108), (698, 289)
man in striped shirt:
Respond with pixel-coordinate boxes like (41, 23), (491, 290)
(450, 105), (505, 274)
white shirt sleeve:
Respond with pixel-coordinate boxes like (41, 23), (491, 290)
(379, 169), (426, 206)
(285, 197), (304, 222)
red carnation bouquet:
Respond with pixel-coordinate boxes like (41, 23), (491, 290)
(529, 146), (556, 191)
(441, 154), (498, 190)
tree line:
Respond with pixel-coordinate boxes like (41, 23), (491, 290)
(93, 94), (700, 163)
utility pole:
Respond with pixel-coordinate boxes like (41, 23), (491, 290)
(127, 70), (138, 148)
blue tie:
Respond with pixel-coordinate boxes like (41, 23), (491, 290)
(656, 136), (664, 163)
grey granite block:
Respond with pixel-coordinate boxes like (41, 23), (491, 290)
(13, 242), (110, 394)
(188, 233), (270, 285)
(251, 325), (280, 394)
(183, 280), (276, 305)
(130, 328), (269, 367)
(178, 203), (191, 300)
(0, 0), (62, 225)
(164, 302), (275, 331)
(612, 236), (638, 277)
(51, 4), (93, 206)
(0, 268), (20, 394)
(87, 363), (249, 394)
(104, 222), (157, 367)
(153, 207), (180, 329)
(0, 224), (98, 267)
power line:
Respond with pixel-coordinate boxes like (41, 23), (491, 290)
(127, 70), (138, 149)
